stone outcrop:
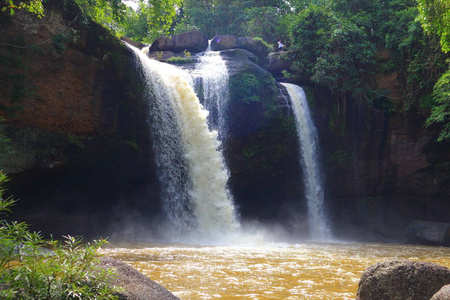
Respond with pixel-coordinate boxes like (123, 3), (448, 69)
(211, 35), (273, 58)
(406, 220), (450, 246)
(217, 49), (305, 230)
(149, 30), (208, 54)
(262, 51), (292, 79)
(100, 257), (179, 300)
(431, 284), (450, 300)
(120, 36), (146, 49)
(356, 260), (450, 300)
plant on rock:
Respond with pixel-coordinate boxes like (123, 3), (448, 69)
(0, 172), (119, 300)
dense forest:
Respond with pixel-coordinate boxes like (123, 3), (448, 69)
(2, 0), (449, 141)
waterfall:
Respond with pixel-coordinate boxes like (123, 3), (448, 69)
(281, 83), (331, 240)
(127, 45), (240, 241)
(191, 48), (230, 138)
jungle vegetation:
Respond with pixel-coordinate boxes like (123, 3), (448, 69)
(2, 0), (449, 140)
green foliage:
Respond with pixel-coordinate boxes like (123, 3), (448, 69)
(166, 56), (194, 64)
(289, 4), (376, 102)
(425, 69), (450, 141)
(175, 0), (289, 41)
(230, 73), (260, 104)
(116, 0), (184, 43)
(1, 0), (44, 17)
(0, 172), (120, 299)
(74, 0), (126, 33)
(417, 0), (450, 53)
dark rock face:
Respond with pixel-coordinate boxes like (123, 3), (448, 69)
(211, 35), (272, 58)
(356, 260), (450, 300)
(149, 30), (208, 54)
(100, 257), (179, 300)
(310, 83), (450, 241)
(0, 0), (160, 238)
(431, 284), (450, 300)
(217, 49), (305, 232)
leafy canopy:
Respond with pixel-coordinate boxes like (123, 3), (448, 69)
(1, 0), (44, 17)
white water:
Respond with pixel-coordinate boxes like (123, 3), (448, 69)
(281, 83), (331, 240)
(128, 45), (240, 242)
(191, 48), (230, 139)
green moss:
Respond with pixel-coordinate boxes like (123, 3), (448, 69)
(230, 73), (260, 104)
(166, 56), (194, 64)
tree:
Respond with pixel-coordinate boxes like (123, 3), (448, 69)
(417, 0), (450, 52)
(289, 5), (375, 105)
(417, 0), (450, 141)
(1, 0), (44, 17)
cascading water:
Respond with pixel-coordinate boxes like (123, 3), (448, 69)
(191, 46), (230, 138)
(281, 83), (331, 240)
(127, 45), (240, 242)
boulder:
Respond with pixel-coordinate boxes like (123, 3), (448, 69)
(149, 30), (208, 53)
(100, 256), (179, 300)
(120, 36), (146, 49)
(211, 35), (239, 51)
(430, 284), (450, 300)
(262, 51), (292, 78)
(211, 35), (273, 58)
(356, 260), (450, 300)
(405, 220), (450, 246)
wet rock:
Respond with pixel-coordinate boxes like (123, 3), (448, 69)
(120, 36), (147, 49)
(405, 220), (450, 246)
(430, 284), (450, 300)
(211, 35), (272, 58)
(261, 51), (292, 79)
(356, 260), (450, 300)
(100, 257), (179, 300)
(149, 30), (208, 53)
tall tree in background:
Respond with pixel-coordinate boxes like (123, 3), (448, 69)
(418, 0), (450, 141)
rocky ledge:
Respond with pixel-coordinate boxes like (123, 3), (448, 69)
(100, 256), (179, 300)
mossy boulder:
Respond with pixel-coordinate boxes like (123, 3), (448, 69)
(149, 30), (208, 54)
(211, 35), (273, 58)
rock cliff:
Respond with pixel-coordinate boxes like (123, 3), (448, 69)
(0, 0), (159, 238)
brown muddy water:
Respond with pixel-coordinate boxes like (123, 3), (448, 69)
(100, 242), (450, 299)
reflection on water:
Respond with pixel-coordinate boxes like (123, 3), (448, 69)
(100, 242), (450, 300)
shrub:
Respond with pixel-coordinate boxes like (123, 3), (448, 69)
(0, 171), (120, 299)
(166, 56), (194, 64)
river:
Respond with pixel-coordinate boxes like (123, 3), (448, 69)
(100, 241), (450, 299)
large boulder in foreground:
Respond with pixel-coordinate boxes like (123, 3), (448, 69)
(211, 35), (273, 58)
(100, 257), (179, 300)
(356, 260), (450, 300)
(149, 30), (208, 53)
(431, 284), (450, 300)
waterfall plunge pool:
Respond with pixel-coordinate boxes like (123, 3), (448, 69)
(100, 241), (450, 299)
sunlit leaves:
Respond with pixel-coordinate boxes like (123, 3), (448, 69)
(425, 69), (450, 141)
(417, 0), (450, 52)
(1, 0), (44, 17)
